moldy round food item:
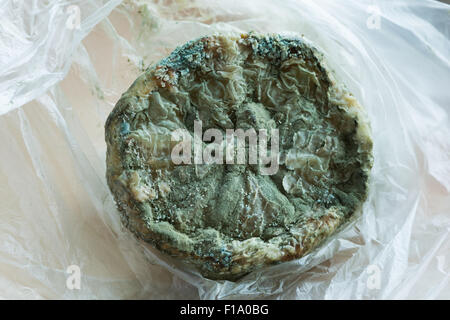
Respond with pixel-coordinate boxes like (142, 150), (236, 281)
(105, 33), (373, 281)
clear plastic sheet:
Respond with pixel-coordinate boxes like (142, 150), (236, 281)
(0, 0), (449, 299)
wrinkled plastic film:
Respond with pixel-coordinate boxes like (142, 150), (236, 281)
(0, 0), (449, 299)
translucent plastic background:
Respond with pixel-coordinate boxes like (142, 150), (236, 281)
(0, 0), (449, 299)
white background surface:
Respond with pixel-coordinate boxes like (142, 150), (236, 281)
(0, 0), (449, 299)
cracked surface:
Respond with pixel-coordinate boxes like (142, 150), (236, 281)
(105, 33), (373, 280)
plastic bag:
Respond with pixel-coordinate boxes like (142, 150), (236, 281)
(0, 0), (449, 299)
